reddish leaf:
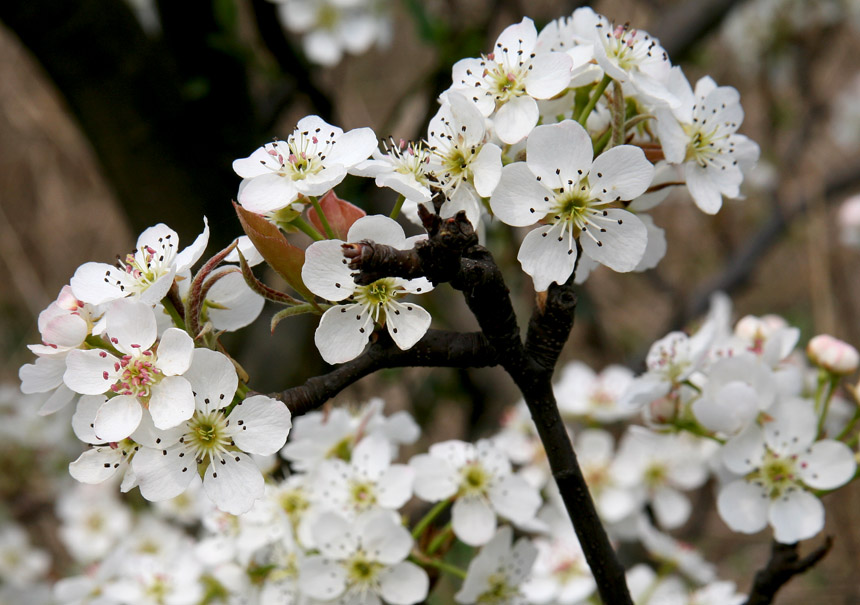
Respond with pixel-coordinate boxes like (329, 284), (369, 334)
(234, 202), (316, 304)
(308, 191), (366, 240)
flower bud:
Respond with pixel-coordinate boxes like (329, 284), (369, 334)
(838, 195), (860, 247)
(807, 334), (860, 375)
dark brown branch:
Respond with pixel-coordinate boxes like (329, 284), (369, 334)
(346, 211), (633, 605)
(278, 330), (497, 416)
(744, 537), (834, 605)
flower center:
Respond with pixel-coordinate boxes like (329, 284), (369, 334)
(485, 62), (527, 103)
(384, 138), (432, 186)
(751, 450), (799, 499)
(111, 349), (162, 398)
(349, 480), (377, 511)
(346, 552), (382, 586)
(459, 462), (491, 496)
(478, 573), (519, 603)
(183, 410), (232, 464)
(278, 489), (310, 525)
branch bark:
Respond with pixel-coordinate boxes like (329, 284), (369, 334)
(744, 537), (834, 605)
(342, 210), (634, 605)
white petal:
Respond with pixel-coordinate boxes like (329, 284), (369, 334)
(763, 398), (817, 455)
(299, 556), (347, 600)
(302, 239), (355, 302)
(312, 512), (357, 559)
(93, 395), (143, 442)
(472, 144), (502, 198)
(156, 328), (194, 375)
(377, 465), (414, 509)
(174, 217), (210, 273)
(106, 300), (157, 352)
(233, 146), (278, 178)
(496, 18), (537, 60)
(237, 173), (298, 213)
(69, 447), (126, 484)
(133, 445), (194, 501)
(526, 120), (593, 185)
(21, 355), (67, 393)
(205, 271), (265, 331)
(489, 163), (550, 227)
(347, 214), (406, 248)
(589, 145), (655, 202)
(518, 223), (578, 291)
(685, 163), (723, 214)
(229, 395), (292, 455)
(314, 304), (373, 364)
(386, 301), (431, 351)
(494, 95), (540, 145)
(797, 440), (857, 490)
(579, 209), (647, 272)
(452, 496), (496, 546)
(489, 474), (541, 524)
(379, 562), (429, 605)
(70, 262), (127, 305)
(148, 377), (195, 430)
(72, 395), (107, 444)
(38, 384), (75, 416)
(351, 435), (392, 480)
(40, 312), (88, 349)
(525, 51), (572, 99)
(204, 452), (264, 514)
(717, 480), (768, 534)
(183, 349), (238, 413)
(362, 513), (413, 564)
(63, 349), (116, 395)
(654, 109), (688, 164)
(769, 490), (824, 543)
(137, 270), (176, 306)
(652, 487), (690, 529)
(635, 214), (666, 271)
(326, 127), (378, 168)
(410, 454), (458, 501)
(721, 424), (766, 475)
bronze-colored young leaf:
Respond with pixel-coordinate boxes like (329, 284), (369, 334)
(234, 202), (317, 304)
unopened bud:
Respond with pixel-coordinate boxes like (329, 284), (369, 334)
(807, 334), (860, 375)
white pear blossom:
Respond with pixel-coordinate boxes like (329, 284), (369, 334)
(454, 526), (538, 604)
(655, 71), (759, 214)
(591, 19), (678, 108)
(351, 138), (433, 205)
(302, 215), (434, 364)
(63, 300), (196, 441)
(57, 483), (132, 564)
(555, 361), (636, 422)
(426, 91), (502, 202)
(70, 219), (209, 306)
(132, 348), (292, 514)
(273, 0), (391, 67)
(612, 427), (710, 529)
(410, 439), (541, 546)
(491, 120), (654, 290)
(451, 17), (573, 144)
(299, 510), (429, 605)
(233, 115), (376, 216)
(310, 434), (414, 519)
(176, 267), (264, 332)
(536, 8), (604, 87)
(718, 398), (856, 543)
(0, 524), (50, 588)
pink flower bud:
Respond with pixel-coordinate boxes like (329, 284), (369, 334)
(807, 335), (860, 375)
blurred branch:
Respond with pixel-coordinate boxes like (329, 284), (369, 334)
(744, 537), (834, 605)
(672, 161), (860, 330)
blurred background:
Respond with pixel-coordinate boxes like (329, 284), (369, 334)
(1, 0), (860, 602)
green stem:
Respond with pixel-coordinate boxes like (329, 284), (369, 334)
(411, 499), (451, 540)
(577, 74), (612, 126)
(412, 555), (467, 580)
(835, 406), (860, 442)
(161, 295), (186, 330)
(307, 196), (336, 239)
(291, 216), (325, 241)
(426, 522), (452, 555)
(84, 334), (122, 358)
(236, 382), (250, 398)
(390, 194), (406, 220)
(592, 128), (612, 155)
(816, 375), (841, 438)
